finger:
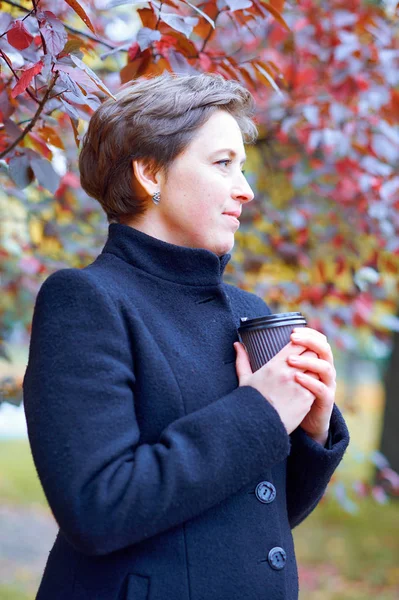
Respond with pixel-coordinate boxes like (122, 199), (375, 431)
(294, 371), (333, 401)
(234, 342), (253, 380)
(296, 368), (320, 381)
(301, 350), (318, 360)
(290, 332), (334, 365)
(285, 349), (319, 376)
(286, 344), (319, 371)
(287, 355), (336, 386)
(305, 371), (320, 381)
(292, 326), (327, 343)
(283, 348), (318, 366)
(291, 328), (328, 352)
(277, 341), (309, 360)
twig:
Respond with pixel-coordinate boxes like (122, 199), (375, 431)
(155, 0), (164, 30)
(0, 0), (118, 50)
(199, 8), (223, 54)
(0, 71), (59, 159)
(0, 118), (31, 132)
(0, 48), (40, 104)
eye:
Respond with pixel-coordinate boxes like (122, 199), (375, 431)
(217, 159), (246, 175)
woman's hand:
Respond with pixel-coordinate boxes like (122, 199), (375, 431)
(235, 340), (319, 437)
(287, 327), (336, 446)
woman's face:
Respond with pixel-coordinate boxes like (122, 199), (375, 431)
(131, 109), (255, 256)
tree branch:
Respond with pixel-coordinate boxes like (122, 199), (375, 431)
(0, 71), (59, 160)
(199, 8), (223, 54)
(0, 49), (40, 104)
(0, 0), (117, 50)
(155, 0), (164, 30)
(0, 118), (31, 132)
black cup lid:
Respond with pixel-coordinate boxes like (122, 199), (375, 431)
(239, 311), (307, 330)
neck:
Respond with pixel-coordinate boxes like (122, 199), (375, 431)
(118, 214), (228, 258)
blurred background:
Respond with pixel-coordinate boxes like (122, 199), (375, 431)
(1, 0), (398, 598)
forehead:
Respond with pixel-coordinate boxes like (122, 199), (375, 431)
(187, 110), (245, 156)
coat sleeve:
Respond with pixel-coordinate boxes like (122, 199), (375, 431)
(244, 292), (351, 528)
(286, 403), (350, 529)
(23, 269), (291, 557)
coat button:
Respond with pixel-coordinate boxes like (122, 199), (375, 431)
(255, 481), (276, 504)
(268, 547), (286, 570)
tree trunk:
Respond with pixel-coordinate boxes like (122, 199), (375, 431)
(378, 318), (399, 483)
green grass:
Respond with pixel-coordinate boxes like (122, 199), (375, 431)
(295, 494), (399, 597)
(0, 585), (31, 600)
(0, 438), (48, 507)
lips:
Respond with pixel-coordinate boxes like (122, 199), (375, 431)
(223, 213), (240, 228)
(223, 211), (241, 218)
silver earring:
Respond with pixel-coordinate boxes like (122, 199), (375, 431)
(152, 191), (161, 205)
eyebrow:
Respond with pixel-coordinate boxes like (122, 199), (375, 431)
(211, 148), (247, 165)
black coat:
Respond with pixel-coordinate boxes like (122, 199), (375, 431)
(23, 223), (350, 600)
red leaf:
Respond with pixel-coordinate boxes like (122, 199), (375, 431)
(64, 0), (96, 34)
(11, 61), (44, 98)
(6, 20), (34, 50)
(199, 52), (213, 71)
(297, 229), (309, 246)
(335, 256), (346, 277)
(332, 234), (344, 249)
(128, 42), (141, 61)
(317, 260), (326, 280)
(296, 66), (317, 87)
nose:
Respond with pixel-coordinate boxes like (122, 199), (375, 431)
(232, 173), (254, 204)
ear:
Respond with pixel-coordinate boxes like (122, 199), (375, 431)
(132, 159), (162, 196)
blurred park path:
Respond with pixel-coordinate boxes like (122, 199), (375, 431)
(0, 504), (57, 596)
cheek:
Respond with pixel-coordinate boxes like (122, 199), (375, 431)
(184, 179), (218, 215)
(188, 203), (210, 224)
(172, 167), (225, 221)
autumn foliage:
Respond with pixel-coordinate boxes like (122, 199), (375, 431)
(0, 0), (398, 392)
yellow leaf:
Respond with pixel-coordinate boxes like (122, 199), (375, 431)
(63, 39), (85, 55)
(41, 237), (62, 255)
(29, 219), (43, 245)
(37, 125), (65, 150)
(259, 1), (290, 31)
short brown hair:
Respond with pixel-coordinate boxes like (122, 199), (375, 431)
(78, 72), (258, 224)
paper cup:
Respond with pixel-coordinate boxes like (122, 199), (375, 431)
(237, 312), (307, 372)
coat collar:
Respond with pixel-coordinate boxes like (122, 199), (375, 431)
(101, 223), (232, 286)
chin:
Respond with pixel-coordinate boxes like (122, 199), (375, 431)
(212, 236), (234, 256)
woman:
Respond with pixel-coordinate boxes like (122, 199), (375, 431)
(23, 72), (350, 600)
